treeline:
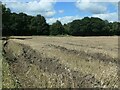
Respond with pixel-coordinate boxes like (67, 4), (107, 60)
(2, 4), (120, 36)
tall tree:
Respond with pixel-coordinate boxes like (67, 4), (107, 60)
(30, 15), (49, 35)
(69, 20), (82, 36)
(50, 20), (64, 35)
(2, 4), (11, 36)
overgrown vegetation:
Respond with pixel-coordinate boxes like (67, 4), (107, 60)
(2, 58), (20, 88)
(2, 4), (120, 36)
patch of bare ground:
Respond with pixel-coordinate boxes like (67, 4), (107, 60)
(2, 36), (119, 88)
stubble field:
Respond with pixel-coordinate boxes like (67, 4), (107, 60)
(2, 36), (119, 88)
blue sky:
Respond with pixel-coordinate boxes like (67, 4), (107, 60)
(54, 2), (92, 18)
(1, 0), (119, 24)
(54, 2), (117, 18)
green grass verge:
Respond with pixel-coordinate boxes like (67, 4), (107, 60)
(2, 58), (20, 88)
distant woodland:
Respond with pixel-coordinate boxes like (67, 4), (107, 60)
(2, 4), (120, 36)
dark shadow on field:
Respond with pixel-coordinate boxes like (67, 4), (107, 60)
(2, 37), (32, 40)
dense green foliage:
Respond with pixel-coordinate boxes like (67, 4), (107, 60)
(2, 4), (120, 36)
(50, 20), (65, 35)
(2, 4), (11, 36)
(68, 17), (120, 36)
(2, 4), (49, 36)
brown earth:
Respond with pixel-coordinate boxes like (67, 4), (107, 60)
(2, 36), (119, 88)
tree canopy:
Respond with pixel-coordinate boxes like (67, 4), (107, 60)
(2, 4), (120, 36)
(50, 20), (65, 35)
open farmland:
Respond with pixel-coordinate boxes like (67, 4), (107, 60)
(3, 36), (119, 88)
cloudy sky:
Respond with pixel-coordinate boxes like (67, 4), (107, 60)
(0, 0), (119, 24)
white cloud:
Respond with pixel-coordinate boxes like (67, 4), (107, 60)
(47, 15), (82, 24)
(1, 0), (118, 23)
(92, 12), (118, 22)
(76, 0), (108, 14)
(0, 0), (17, 2)
(1, 0), (56, 17)
(44, 11), (56, 17)
(47, 12), (118, 25)
(75, 0), (118, 22)
(58, 10), (64, 13)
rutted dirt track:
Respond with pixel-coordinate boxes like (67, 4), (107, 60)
(3, 36), (119, 88)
